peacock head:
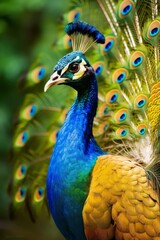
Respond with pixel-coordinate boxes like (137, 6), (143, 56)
(44, 51), (95, 92)
(44, 21), (105, 92)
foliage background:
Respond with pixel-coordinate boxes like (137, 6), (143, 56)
(0, 0), (70, 238)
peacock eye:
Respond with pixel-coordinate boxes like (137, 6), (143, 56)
(69, 63), (80, 73)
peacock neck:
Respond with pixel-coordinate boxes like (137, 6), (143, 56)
(47, 74), (105, 240)
(76, 75), (98, 118)
(68, 75), (98, 141)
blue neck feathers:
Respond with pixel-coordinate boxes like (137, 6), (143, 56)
(47, 74), (105, 240)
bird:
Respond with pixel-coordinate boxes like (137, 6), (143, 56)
(10, 0), (160, 239)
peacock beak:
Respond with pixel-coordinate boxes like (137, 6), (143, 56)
(44, 71), (67, 92)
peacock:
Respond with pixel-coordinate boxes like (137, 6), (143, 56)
(10, 0), (160, 239)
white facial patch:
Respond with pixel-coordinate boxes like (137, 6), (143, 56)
(61, 62), (70, 76)
(61, 56), (87, 80)
(72, 59), (87, 80)
(61, 56), (81, 76)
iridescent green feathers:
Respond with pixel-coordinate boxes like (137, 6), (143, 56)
(92, 0), (160, 151)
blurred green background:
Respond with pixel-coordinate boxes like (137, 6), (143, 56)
(0, 0), (70, 239)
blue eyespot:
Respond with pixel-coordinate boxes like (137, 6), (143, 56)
(137, 99), (146, 108)
(119, 112), (127, 121)
(95, 65), (103, 76)
(132, 56), (143, 67)
(20, 187), (26, 197)
(21, 132), (28, 143)
(150, 27), (159, 37)
(121, 129), (127, 137)
(38, 188), (44, 197)
(116, 72), (126, 83)
(38, 67), (46, 80)
(104, 40), (114, 52)
(74, 12), (80, 21)
(139, 128), (146, 135)
(103, 106), (109, 115)
(30, 105), (37, 117)
(121, 4), (132, 16)
(21, 165), (27, 175)
(110, 93), (118, 103)
(68, 39), (72, 47)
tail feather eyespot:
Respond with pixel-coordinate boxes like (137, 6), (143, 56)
(15, 132), (29, 147)
(136, 124), (147, 136)
(114, 109), (129, 123)
(112, 68), (129, 84)
(147, 20), (160, 38)
(15, 165), (27, 180)
(30, 66), (46, 83)
(134, 94), (148, 110)
(101, 37), (116, 55)
(118, 0), (135, 19)
(34, 187), (45, 202)
(67, 8), (81, 22)
(15, 187), (26, 202)
(116, 127), (128, 138)
(21, 104), (37, 120)
(106, 89), (121, 105)
(63, 35), (72, 49)
(93, 62), (105, 76)
(129, 51), (145, 69)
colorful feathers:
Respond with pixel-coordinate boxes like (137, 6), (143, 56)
(9, 0), (160, 239)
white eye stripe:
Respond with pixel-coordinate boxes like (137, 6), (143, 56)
(72, 59), (87, 80)
(61, 56), (87, 79)
(61, 63), (70, 76)
(61, 56), (81, 76)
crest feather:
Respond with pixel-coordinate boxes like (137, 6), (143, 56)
(65, 21), (105, 53)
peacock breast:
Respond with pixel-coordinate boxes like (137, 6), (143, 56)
(47, 142), (99, 240)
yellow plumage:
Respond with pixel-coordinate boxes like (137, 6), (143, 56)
(148, 82), (160, 136)
(83, 155), (160, 239)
